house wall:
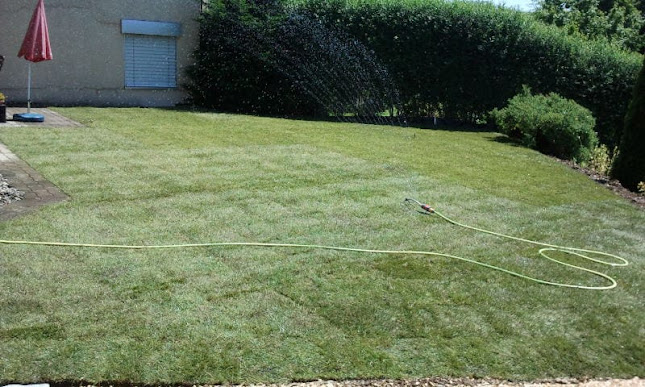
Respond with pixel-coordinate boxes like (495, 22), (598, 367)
(0, 0), (201, 107)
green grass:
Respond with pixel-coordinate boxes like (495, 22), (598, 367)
(0, 108), (643, 384)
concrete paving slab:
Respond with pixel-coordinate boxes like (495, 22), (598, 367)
(0, 107), (83, 128)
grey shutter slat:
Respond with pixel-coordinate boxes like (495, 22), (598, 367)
(125, 35), (177, 88)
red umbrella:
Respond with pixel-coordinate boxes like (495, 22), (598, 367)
(16, 0), (52, 121)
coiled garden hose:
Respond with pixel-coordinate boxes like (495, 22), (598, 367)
(403, 198), (629, 290)
(0, 198), (629, 290)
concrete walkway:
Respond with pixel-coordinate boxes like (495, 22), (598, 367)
(0, 108), (82, 221)
(1, 107), (84, 128)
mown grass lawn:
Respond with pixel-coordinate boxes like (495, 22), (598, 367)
(0, 108), (643, 384)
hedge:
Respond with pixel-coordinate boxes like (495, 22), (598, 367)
(285, 0), (643, 147)
(185, 0), (320, 117)
(186, 0), (402, 121)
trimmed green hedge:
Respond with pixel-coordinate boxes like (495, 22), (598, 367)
(185, 0), (321, 117)
(286, 0), (643, 147)
(186, 0), (401, 120)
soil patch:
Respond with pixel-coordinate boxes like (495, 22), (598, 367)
(559, 160), (645, 209)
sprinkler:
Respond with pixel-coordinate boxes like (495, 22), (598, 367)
(404, 198), (435, 214)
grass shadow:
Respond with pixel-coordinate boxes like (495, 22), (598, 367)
(407, 117), (496, 133)
(489, 133), (523, 147)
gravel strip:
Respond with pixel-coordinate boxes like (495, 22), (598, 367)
(190, 378), (644, 387)
(66, 378), (645, 387)
(0, 173), (24, 205)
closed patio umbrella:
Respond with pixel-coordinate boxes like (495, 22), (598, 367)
(15, 0), (53, 122)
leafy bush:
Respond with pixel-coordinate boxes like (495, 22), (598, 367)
(490, 88), (598, 162)
(286, 0), (642, 147)
(587, 144), (615, 176)
(611, 56), (645, 191)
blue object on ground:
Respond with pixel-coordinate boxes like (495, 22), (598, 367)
(13, 112), (45, 122)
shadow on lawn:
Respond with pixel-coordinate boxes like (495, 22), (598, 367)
(176, 105), (504, 132)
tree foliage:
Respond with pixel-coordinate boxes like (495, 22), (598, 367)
(534, 0), (645, 52)
(611, 56), (645, 191)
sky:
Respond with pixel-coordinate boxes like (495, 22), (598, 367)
(488, 0), (538, 12)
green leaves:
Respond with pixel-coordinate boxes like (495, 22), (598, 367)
(534, 0), (645, 52)
(611, 56), (645, 190)
(490, 87), (598, 162)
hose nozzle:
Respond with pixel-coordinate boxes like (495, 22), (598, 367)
(404, 198), (435, 214)
(421, 204), (435, 213)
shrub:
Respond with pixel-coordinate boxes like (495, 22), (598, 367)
(286, 0), (642, 147)
(611, 57), (645, 191)
(490, 87), (598, 162)
(587, 144), (615, 176)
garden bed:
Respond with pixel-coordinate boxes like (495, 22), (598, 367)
(560, 160), (645, 209)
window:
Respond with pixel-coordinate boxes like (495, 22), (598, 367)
(124, 34), (177, 88)
(121, 20), (182, 89)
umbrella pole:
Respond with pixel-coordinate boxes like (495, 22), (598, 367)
(27, 62), (32, 113)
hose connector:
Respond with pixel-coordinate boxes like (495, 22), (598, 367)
(421, 204), (435, 213)
(404, 198), (435, 214)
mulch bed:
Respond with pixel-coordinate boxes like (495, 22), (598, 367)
(559, 160), (645, 209)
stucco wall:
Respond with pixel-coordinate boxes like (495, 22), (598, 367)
(0, 0), (201, 107)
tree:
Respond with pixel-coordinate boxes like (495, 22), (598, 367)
(611, 56), (645, 191)
(534, 0), (645, 52)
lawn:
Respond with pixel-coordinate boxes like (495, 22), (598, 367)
(0, 108), (643, 384)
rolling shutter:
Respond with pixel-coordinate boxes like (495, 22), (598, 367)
(124, 34), (177, 88)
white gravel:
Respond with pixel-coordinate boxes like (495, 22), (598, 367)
(0, 173), (23, 205)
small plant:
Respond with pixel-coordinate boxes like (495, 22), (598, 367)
(638, 181), (645, 195)
(586, 144), (617, 176)
(489, 86), (598, 162)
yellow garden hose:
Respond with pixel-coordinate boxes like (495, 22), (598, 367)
(0, 199), (629, 290)
(403, 198), (628, 290)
